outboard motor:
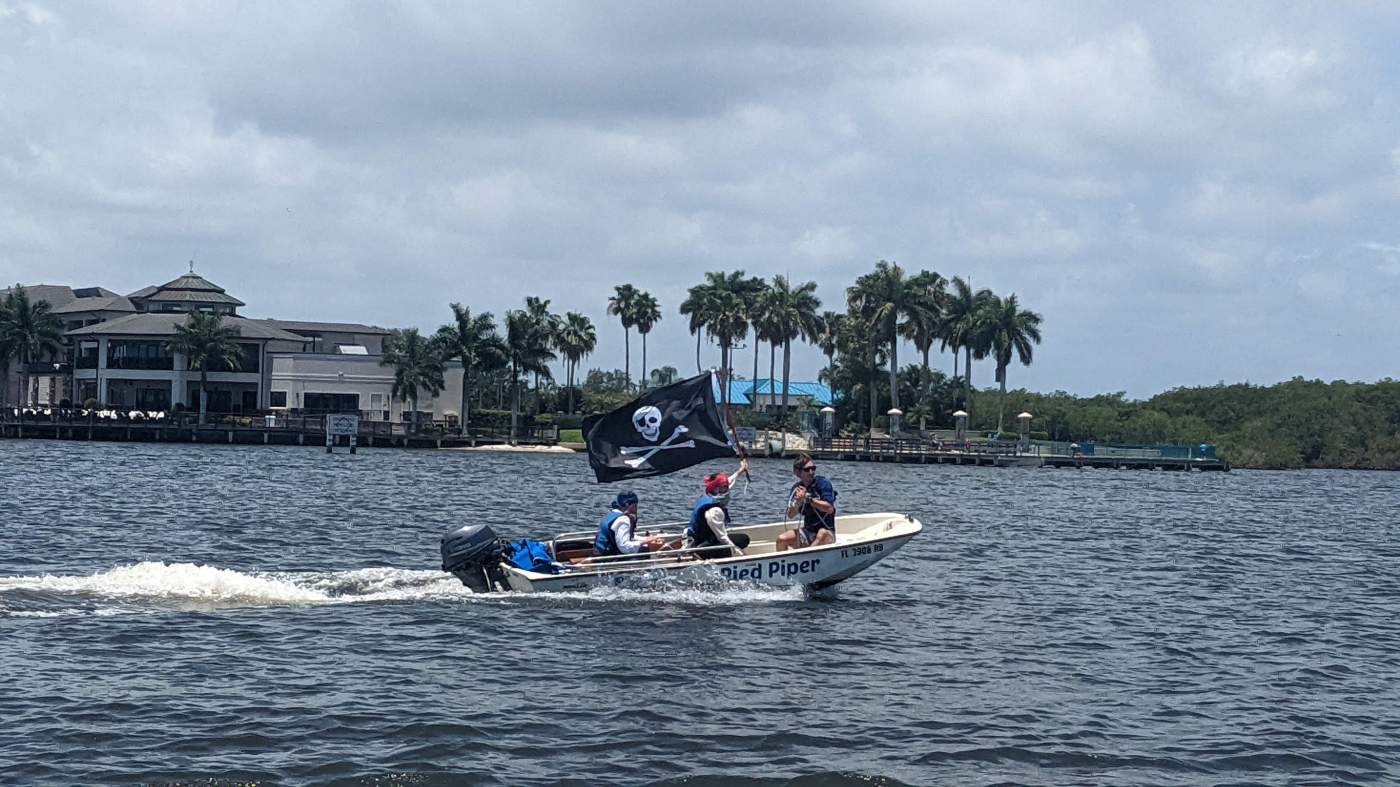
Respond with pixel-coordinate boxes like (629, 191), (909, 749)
(440, 523), (509, 593)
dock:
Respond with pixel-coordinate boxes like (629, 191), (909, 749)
(807, 437), (1231, 471)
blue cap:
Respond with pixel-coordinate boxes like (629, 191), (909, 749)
(612, 491), (638, 510)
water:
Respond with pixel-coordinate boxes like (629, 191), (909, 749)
(2, 439), (1398, 786)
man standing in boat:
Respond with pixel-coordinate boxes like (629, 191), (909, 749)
(777, 453), (837, 551)
(594, 491), (667, 558)
(685, 457), (751, 559)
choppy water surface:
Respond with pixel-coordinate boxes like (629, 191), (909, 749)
(2, 439), (1398, 785)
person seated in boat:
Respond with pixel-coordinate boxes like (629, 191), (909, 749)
(685, 458), (752, 559)
(777, 453), (837, 551)
(593, 491), (667, 559)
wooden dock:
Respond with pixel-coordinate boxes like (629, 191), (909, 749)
(807, 437), (1230, 471)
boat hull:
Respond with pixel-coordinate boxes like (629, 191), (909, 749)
(502, 513), (922, 593)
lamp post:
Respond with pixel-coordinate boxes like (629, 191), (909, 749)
(1017, 411), (1032, 454)
(953, 409), (968, 445)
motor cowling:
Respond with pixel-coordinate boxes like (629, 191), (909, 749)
(440, 523), (509, 593)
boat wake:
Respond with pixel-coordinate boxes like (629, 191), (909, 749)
(0, 561), (811, 617)
(0, 561), (472, 616)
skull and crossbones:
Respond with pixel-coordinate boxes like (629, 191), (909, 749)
(620, 405), (695, 467)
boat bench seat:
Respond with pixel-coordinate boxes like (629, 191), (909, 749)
(555, 548), (595, 564)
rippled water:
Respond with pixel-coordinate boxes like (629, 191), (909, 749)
(2, 439), (1398, 785)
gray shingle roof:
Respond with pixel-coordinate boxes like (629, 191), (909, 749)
(140, 273), (246, 307)
(51, 295), (137, 314)
(0, 284), (78, 308)
(66, 313), (307, 342)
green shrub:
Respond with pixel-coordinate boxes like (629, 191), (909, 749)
(559, 429), (584, 443)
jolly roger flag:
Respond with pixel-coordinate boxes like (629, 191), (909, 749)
(583, 371), (737, 483)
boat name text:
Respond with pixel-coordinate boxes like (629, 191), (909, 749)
(720, 557), (821, 582)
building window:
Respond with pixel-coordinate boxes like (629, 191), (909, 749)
(108, 340), (173, 370)
(303, 392), (360, 413)
(270, 391), (288, 408)
(370, 393), (383, 409)
(206, 343), (261, 373)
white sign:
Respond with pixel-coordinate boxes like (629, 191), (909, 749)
(326, 414), (360, 436)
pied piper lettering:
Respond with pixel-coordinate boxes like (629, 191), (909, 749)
(720, 558), (821, 582)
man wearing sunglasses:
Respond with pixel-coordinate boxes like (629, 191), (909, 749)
(777, 453), (837, 551)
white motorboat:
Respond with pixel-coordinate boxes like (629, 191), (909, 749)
(440, 512), (923, 594)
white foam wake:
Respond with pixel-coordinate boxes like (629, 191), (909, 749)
(0, 561), (473, 610)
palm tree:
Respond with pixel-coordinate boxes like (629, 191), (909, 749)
(650, 365), (679, 387)
(983, 293), (1043, 433)
(695, 271), (755, 409)
(745, 279), (773, 411)
(943, 276), (995, 419)
(816, 310), (843, 394)
(607, 284), (640, 390)
(379, 328), (446, 432)
(765, 276), (824, 451)
(436, 303), (506, 435)
(524, 296), (561, 413)
(0, 285), (65, 407)
(847, 261), (939, 416)
(900, 270), (947, 383)
(555, 311), (597, 413)
(503, 309), (556, 441)
(678, 282), (713, 374)
(165, 311), (244, 425)
(633, 291), (661, 390)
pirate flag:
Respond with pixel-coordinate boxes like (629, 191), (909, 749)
(583, 371), (736, 483)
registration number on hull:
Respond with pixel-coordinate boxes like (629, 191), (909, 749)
(839, 543), (883, 559)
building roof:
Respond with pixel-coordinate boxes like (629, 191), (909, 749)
(139, 273), (246, 307)
(51, 294), (137, 315)
(722, 378), (834, 407)
(126, 285), (159, 299)
(0, 284), (79, 308)
(67, 313), (307, 342)
(256, 318), (392, 335)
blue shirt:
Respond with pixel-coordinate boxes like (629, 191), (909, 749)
(791, 475), (837, 533)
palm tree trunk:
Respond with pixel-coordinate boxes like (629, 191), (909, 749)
(467, 364), (478, 431)
(410, 394), (419, 433)
(198, 367), (208, 425)
(750, 337), (760, 412)
(888, 328), (900, 411)
(566, 359), (575, 414)
(641, 333), (648, 390)
(510, 365), (520, 443)
(964, 346), (973, 422)
(767, 342), (776, 417)
(780, 339), (792, 453)
(997, 365), (1008, 435)
(862, 358), (873, 431)
(921, 346), (932, 431)
(695, 332), (703, 374)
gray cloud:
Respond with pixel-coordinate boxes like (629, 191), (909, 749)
(3, 1), (1398, 397)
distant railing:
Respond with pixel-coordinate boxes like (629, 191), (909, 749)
(1, 406), (558, 442)
(809, 436), (1025, 456)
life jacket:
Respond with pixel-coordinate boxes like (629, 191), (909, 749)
(687, 496), (730, 547)
(594, 510), (630, 555)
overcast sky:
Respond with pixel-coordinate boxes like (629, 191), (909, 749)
(3, 2), (1398, 397)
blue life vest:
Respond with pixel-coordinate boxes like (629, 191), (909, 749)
(594, 510), (629, 555)
(687, 496), (730, 546)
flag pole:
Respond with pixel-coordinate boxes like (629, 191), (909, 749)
(716, 367), (752, 482)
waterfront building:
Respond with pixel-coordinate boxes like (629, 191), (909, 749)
(3, 270), (463, 423)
